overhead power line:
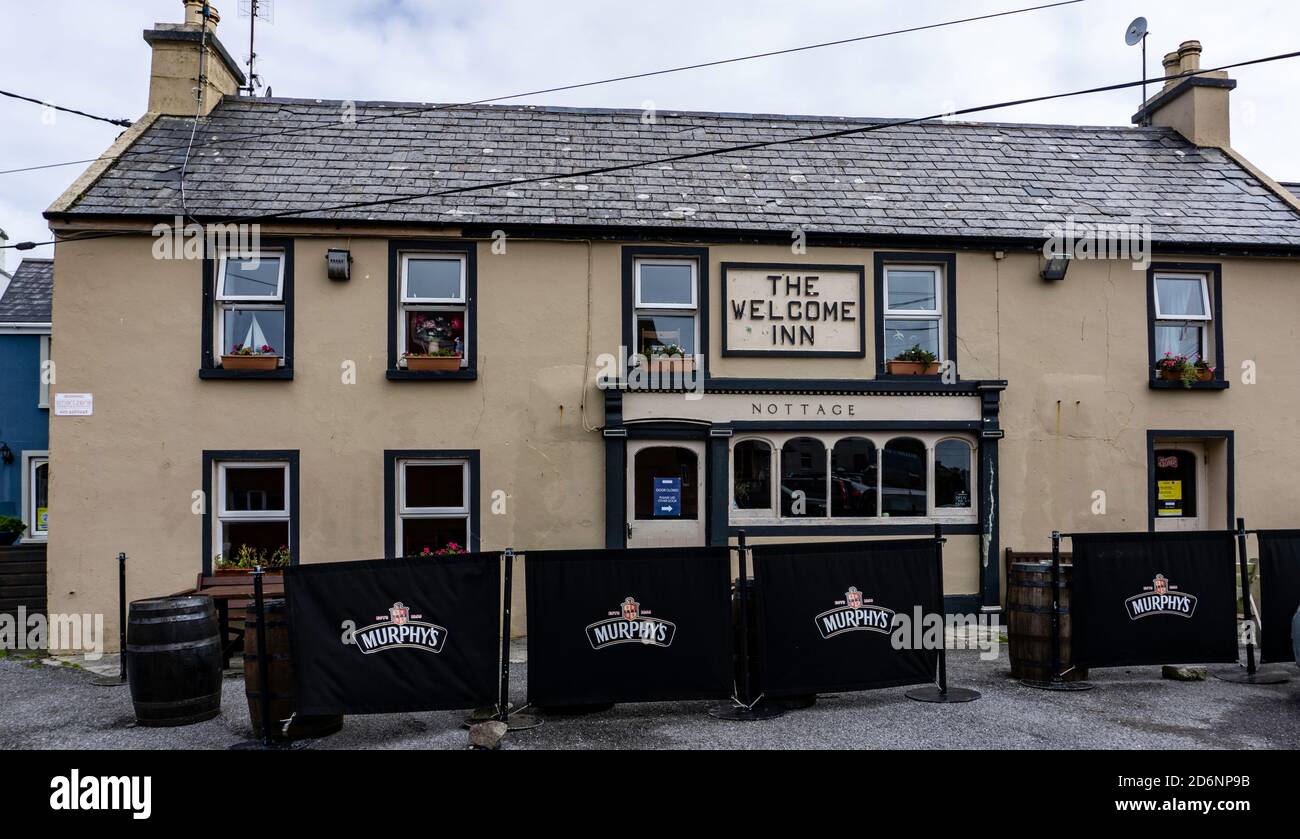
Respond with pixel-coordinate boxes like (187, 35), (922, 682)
(7, 49), (1297, 252)
(0, 0), (1084, 176)
(0, 88), (134, 128)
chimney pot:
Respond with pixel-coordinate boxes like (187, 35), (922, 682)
(1162, 51), (1182, 89)
(183, 0), (221, 30)
(1178, 40), (1202, 73)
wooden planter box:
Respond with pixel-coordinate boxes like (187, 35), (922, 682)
(1157, 367), (1213, 384)
(886, 360), (940, 375)
(221, 354), (280, 371)
(404, 355), (462, 372)
(647, 356), (694, 375)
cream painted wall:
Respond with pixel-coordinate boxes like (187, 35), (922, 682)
(45, 228), (1300, 648)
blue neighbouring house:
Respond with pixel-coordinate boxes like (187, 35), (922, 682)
(0, 257), (52, 544)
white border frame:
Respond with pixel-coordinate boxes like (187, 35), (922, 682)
(728, 431), (978, 528)
(633, 258), (700, 360)
(397, 253), (469, 368)
(396, 458), (471, 554)
(400, 253), (467, 304)
(215, 251), (285, 301)
(21, 451), (49, 542)
(883, 264), (945, 360)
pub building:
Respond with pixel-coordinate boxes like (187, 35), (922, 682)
(38, 6), (1300, 644)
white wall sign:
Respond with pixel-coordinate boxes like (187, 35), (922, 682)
(722, 263), (865, 357)
(54, 393), (93, 416)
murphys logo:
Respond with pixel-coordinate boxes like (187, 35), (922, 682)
(815, 586), (896, 638)
(1124, 574), (1198, 620)
(351, 601), (448, 654)
(586, 596), (676, 649)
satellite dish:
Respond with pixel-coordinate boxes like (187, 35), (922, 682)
(1125, 16), (1148, 46)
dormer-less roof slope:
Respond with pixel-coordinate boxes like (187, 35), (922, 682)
(52, 98), (1300, 248)
(0, 258), (53, 324)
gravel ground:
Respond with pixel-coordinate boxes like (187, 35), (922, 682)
(2, 644), (1297, 750)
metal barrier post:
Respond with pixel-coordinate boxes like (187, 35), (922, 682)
(709, 530), (784, 720)
(1215, 518), (1289, 685)
(1020, 531), (1092, 691)
(907, 524), (980, 703)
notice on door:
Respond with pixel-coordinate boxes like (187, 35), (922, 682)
(1157, 480), (1182, 516)
(723, 264), (863, 356)
(653, 477), (682, 517)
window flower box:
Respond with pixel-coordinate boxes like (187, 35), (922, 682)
(886, 344), (940, 375)
(885, 360), (940, 375)
(647, 355), (694, 375)
(403, 353), (462, 372)
(1154, 353), (1214, 388)
(222, 343), (280, 371)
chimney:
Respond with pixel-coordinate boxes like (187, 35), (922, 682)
(142, 1), (246, 116)
(1134, 39), (1235, 148)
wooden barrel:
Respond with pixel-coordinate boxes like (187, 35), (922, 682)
(1007, 561), (1089, 682)
(126, 596), (223, 727)
(244, 598), (343, 741)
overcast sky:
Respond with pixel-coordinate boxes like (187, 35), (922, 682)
(1, 0), (1296, 263)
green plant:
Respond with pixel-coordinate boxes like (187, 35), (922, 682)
(648, 343), (687, 358)
(892, 344), (937, 365)
(215, 543), (291, 570)
(402, 348), (461, 358)
(1154, 352), (1214, 388)
(229, 343), (276, 356)
(410, 541), (466, 557)
(0, 515), (27, 535)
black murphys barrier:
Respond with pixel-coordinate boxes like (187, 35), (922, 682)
(525, 546), (733, 706)
(751, 538), (940, 697)
(1257, 530), (1300, 664)
(1070, 531), (1237, 669)
(285, 554), (501, 715)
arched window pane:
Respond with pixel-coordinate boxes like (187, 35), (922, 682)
(831, 438), (877, 517)
(633, 447), (698, 520)
(935, 440), (972, 509)
(781, 437), (827, 518)
(733, 440), (772, 510)
(882, 437), (927, 517)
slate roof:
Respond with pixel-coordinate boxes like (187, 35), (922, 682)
(0, 258), (53, 323)
(57, 97), (1300, 247)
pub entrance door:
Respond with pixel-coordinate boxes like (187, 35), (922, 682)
(626, 440), (706, 548)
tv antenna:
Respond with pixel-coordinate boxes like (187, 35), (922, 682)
(1125, 16), (1150, 105)
(238, 0), (274, 95)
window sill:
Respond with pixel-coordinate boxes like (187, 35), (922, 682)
(387, 369), (478, 381)
(728, 520), (978, 536)
(199, 368), (294, 380)
(1148, 379), (1229, 391)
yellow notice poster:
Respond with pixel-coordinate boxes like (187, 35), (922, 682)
(1158, 481), (1182, 501)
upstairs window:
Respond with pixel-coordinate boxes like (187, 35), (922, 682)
(1153, 273), (1211, 359)
(634, 259), (698, 362)
(399, 254), (468, 368)
(1147, 265), (1224, 389)
(882, 265), (944, 364)
(215, 251), (286, 364)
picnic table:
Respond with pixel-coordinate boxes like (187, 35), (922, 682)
(174, 573), (285, 667)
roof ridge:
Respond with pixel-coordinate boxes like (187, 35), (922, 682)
(216, 95), (1172, 134)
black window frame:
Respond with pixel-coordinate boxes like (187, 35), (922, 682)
(387, 240), (478, 381)
(873, 252), (957, 380)
(384, 449), (481, 556)
(201, 449), (300, 574)
(200, 237), (295, 380)
(1146, 262), (1227, 390)
(621, 245), (710, 379)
